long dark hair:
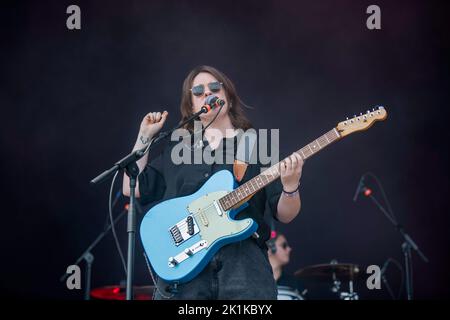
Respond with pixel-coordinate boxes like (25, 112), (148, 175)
(179, 65), (253, 132)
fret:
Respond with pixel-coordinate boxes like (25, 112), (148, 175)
(316, 138), (323, 148)
(233, 190), (241, 204)
(325, 131), (335, 142)
(300, 147), (307, 157)
(234, 190), (241, 203)
(252, 179), (259, 191)
(247, 181), (254, 193)
(333, 128), (341, 139)
(239, 188), (245, 198)
(248, 180), (255, 193)
(314, 139), (322, 149)
(224, 194), (231, 208)
(270, 167), (279, 180)
(302, 147), (311, 157)
(247, 181), (253, 193)
(256, 176), (263, 187)
(331, 129), (339, 140)
(248, 180), (255, 192)
(244, 183), (250, 196)
(318, 137), (326, 148)
(243, 182), (250, 196)
(299, 149), (306, 159)
(224, 196), (230, 209)
(271, 166), (278, 177)
(230, 192), (237, 206)
(261, 174), (269, 184)
(252, 179), (258, 192)
(234, 188), (241, 202)
(324, 133), (330, 143)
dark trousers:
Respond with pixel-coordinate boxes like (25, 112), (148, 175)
(153, 238), (277, 300)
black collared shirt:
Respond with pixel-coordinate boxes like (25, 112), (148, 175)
(137, 132), (282, 248)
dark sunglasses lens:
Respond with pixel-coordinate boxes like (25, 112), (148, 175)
(282, 242), (289, 249)
(208, 82), (221, 92)
(192, 85), (204, 96)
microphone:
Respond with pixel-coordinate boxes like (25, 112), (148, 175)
(353, 174), (366, 202)
(201, 95), (225, 113)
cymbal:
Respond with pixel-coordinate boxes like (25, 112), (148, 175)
(91, 285), (154, 300)
(294, 263), (360, 281)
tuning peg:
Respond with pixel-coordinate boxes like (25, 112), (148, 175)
(367, 110), (370, 113)
(353, 115), (356, 118)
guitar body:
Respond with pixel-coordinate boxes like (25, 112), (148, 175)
(140, 170), (258, 284)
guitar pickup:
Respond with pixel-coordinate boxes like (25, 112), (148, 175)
(168, 214), (200, 246)
(187, 216), (194, 235)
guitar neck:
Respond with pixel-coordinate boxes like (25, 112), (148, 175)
(219, 127), (342, 211)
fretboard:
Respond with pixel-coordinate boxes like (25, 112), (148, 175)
(218, 128), (341, 211)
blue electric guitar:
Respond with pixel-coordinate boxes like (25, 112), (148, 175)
(140, 107), (387, 283)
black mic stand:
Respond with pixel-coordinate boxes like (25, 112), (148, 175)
(362, 187), (429, 300)
(59, 207), (128, 299)
(90, 106), (211, 300)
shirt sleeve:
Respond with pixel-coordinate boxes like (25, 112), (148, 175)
(137, 150), (166, 206)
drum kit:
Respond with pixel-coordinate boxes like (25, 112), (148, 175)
(277, 260), (360, 300)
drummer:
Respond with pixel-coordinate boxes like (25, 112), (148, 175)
(267, 232), (303, 295)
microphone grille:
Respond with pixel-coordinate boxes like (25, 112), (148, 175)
(205, 95), (218, 105)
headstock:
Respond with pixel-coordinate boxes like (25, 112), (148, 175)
(336, 106), (387, 137)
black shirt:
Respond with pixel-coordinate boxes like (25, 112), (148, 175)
(137, 131), (282, 248)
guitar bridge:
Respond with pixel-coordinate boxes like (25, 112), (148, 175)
(168, 214), (200, 246)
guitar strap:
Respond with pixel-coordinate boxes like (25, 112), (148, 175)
(233, 130), (257, 182)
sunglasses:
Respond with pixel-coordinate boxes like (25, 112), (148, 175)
(190, 81), (223, 97)
(280, 242), (290, 249)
